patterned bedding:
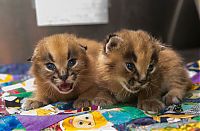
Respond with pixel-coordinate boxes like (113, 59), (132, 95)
(0, 61), (199, 131)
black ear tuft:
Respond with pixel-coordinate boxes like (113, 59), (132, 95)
(105, 33), (118, 43)
(27, 57), (32, 62)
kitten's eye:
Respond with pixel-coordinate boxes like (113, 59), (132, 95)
(126, 63), (135, 71)
(46, 63), (56, 71)
(68, 59), (77, 68)
(148, 63), (154, 72)
(78, 121), (83, 125)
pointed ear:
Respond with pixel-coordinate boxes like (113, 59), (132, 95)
(79, 44), (87, 52)
(159, 44), (167, 51)
(154, 42), (167, 53)
(28, 46), (40, 62)
(27, 53), (36, 62)
(27, 57), (32, 62)
(104, 34), (124, 54)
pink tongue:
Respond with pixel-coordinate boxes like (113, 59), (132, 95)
(60, 83), (70, 88)
(59, 83), (72, 92)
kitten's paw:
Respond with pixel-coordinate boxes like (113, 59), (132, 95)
(137, 99), (165, 112)
(73, 99), (92, 109)
(92, 97), (117, 107)
(21, 99), (44, 110)
(163, 91), (182, 105)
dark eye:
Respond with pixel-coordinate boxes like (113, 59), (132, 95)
(78, 121), (83, 125)
(126, 63), (135, 71)
(46, 63), (56, 71)
(148, 63), (154, 72)
(68, 59), (76, 68)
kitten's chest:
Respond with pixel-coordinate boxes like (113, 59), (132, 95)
(113, 90), (137, 103)
(113, 87), (137, 103)
(49, 90), (78, 102)
(105, 81), (135, 103)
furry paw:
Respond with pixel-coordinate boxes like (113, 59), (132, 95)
(92, 97), (117, 107)
(73, 99), (92, 109)
(21, 99), (44, 110)
(137, 99), (165, 112)
(163, 90), (182, 105)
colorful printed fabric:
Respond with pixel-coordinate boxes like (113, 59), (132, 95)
(0, 64), (30, 75)
(16, 114), (75, 131)
(0, 115), (25, 131)
(0, 60), (199, 130)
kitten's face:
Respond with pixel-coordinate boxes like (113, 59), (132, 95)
(102, 30), (160, 94)
(31, 34), (88, 94)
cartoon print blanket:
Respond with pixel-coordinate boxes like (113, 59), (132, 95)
(0, 61), (200, 131)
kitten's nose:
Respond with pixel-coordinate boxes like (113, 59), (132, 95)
(138, 75), (147, 85)
(60, 74), (68, 81)
(138, 79), (146, 85)
(128, 78), (135, 86)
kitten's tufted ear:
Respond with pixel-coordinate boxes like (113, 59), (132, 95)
(159, 44), (167, 51)
(27, 53), (37, 62)
(154, 42), (167, 53)
(104, 34), (124, 54)
(27, 46), (40, 62)
(27, 57), (32, 62)
(79, 44), (87, 52)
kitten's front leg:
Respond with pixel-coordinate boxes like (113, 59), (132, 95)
(92, 90), (117, 107)
(137, 98), (165, 112)
(161, 73), (192, 106)
(162, 88), (185, 105)
(73, 98), (92, 109)
(73, 88), (117, 108)
(73, 87), (96, 108)
(21, 97), (49, 110)
(137, 88), (165, 112)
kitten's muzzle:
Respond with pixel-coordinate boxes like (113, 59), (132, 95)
(125, 81), (140, 91)
(58, 82), (73, 92)
(59, 74), (68, 81)
(128, 77), (147, 86)
(138, 79), (146, 85)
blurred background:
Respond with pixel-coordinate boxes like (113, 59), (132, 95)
(0, 0), (199, 64)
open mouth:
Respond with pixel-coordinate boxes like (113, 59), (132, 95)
(57, 82), (73, 93)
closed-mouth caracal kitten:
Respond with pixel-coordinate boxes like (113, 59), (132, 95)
(22, 33), (102, 110)
(95, 29), (192, 112)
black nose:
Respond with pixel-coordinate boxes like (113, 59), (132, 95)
(138, 79), (146, 85)
(60, 74), (68, 81)
(128, 79), (134, 86)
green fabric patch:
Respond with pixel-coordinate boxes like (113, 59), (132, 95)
(192, 116), (200, 121)
(9, 92), (33, 98)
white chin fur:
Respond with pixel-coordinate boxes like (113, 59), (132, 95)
(141, 83), (148, 89)
(57, 88), (73, 94)
(119, 81), (139, 94)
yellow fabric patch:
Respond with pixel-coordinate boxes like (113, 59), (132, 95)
(60, 111), (108, 130)
(153, 122), (200, 131)
(15, 99), (20, 103)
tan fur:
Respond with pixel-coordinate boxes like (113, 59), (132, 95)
(22, 33), (102, 110)
(96, 29), (192, 112)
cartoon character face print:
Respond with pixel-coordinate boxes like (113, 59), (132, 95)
(60, 111), (109, 130)
(72, 114), (95, 128)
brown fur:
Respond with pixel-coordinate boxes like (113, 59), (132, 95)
(22, 33), (102, 110)
(95, 29), (192, 112)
